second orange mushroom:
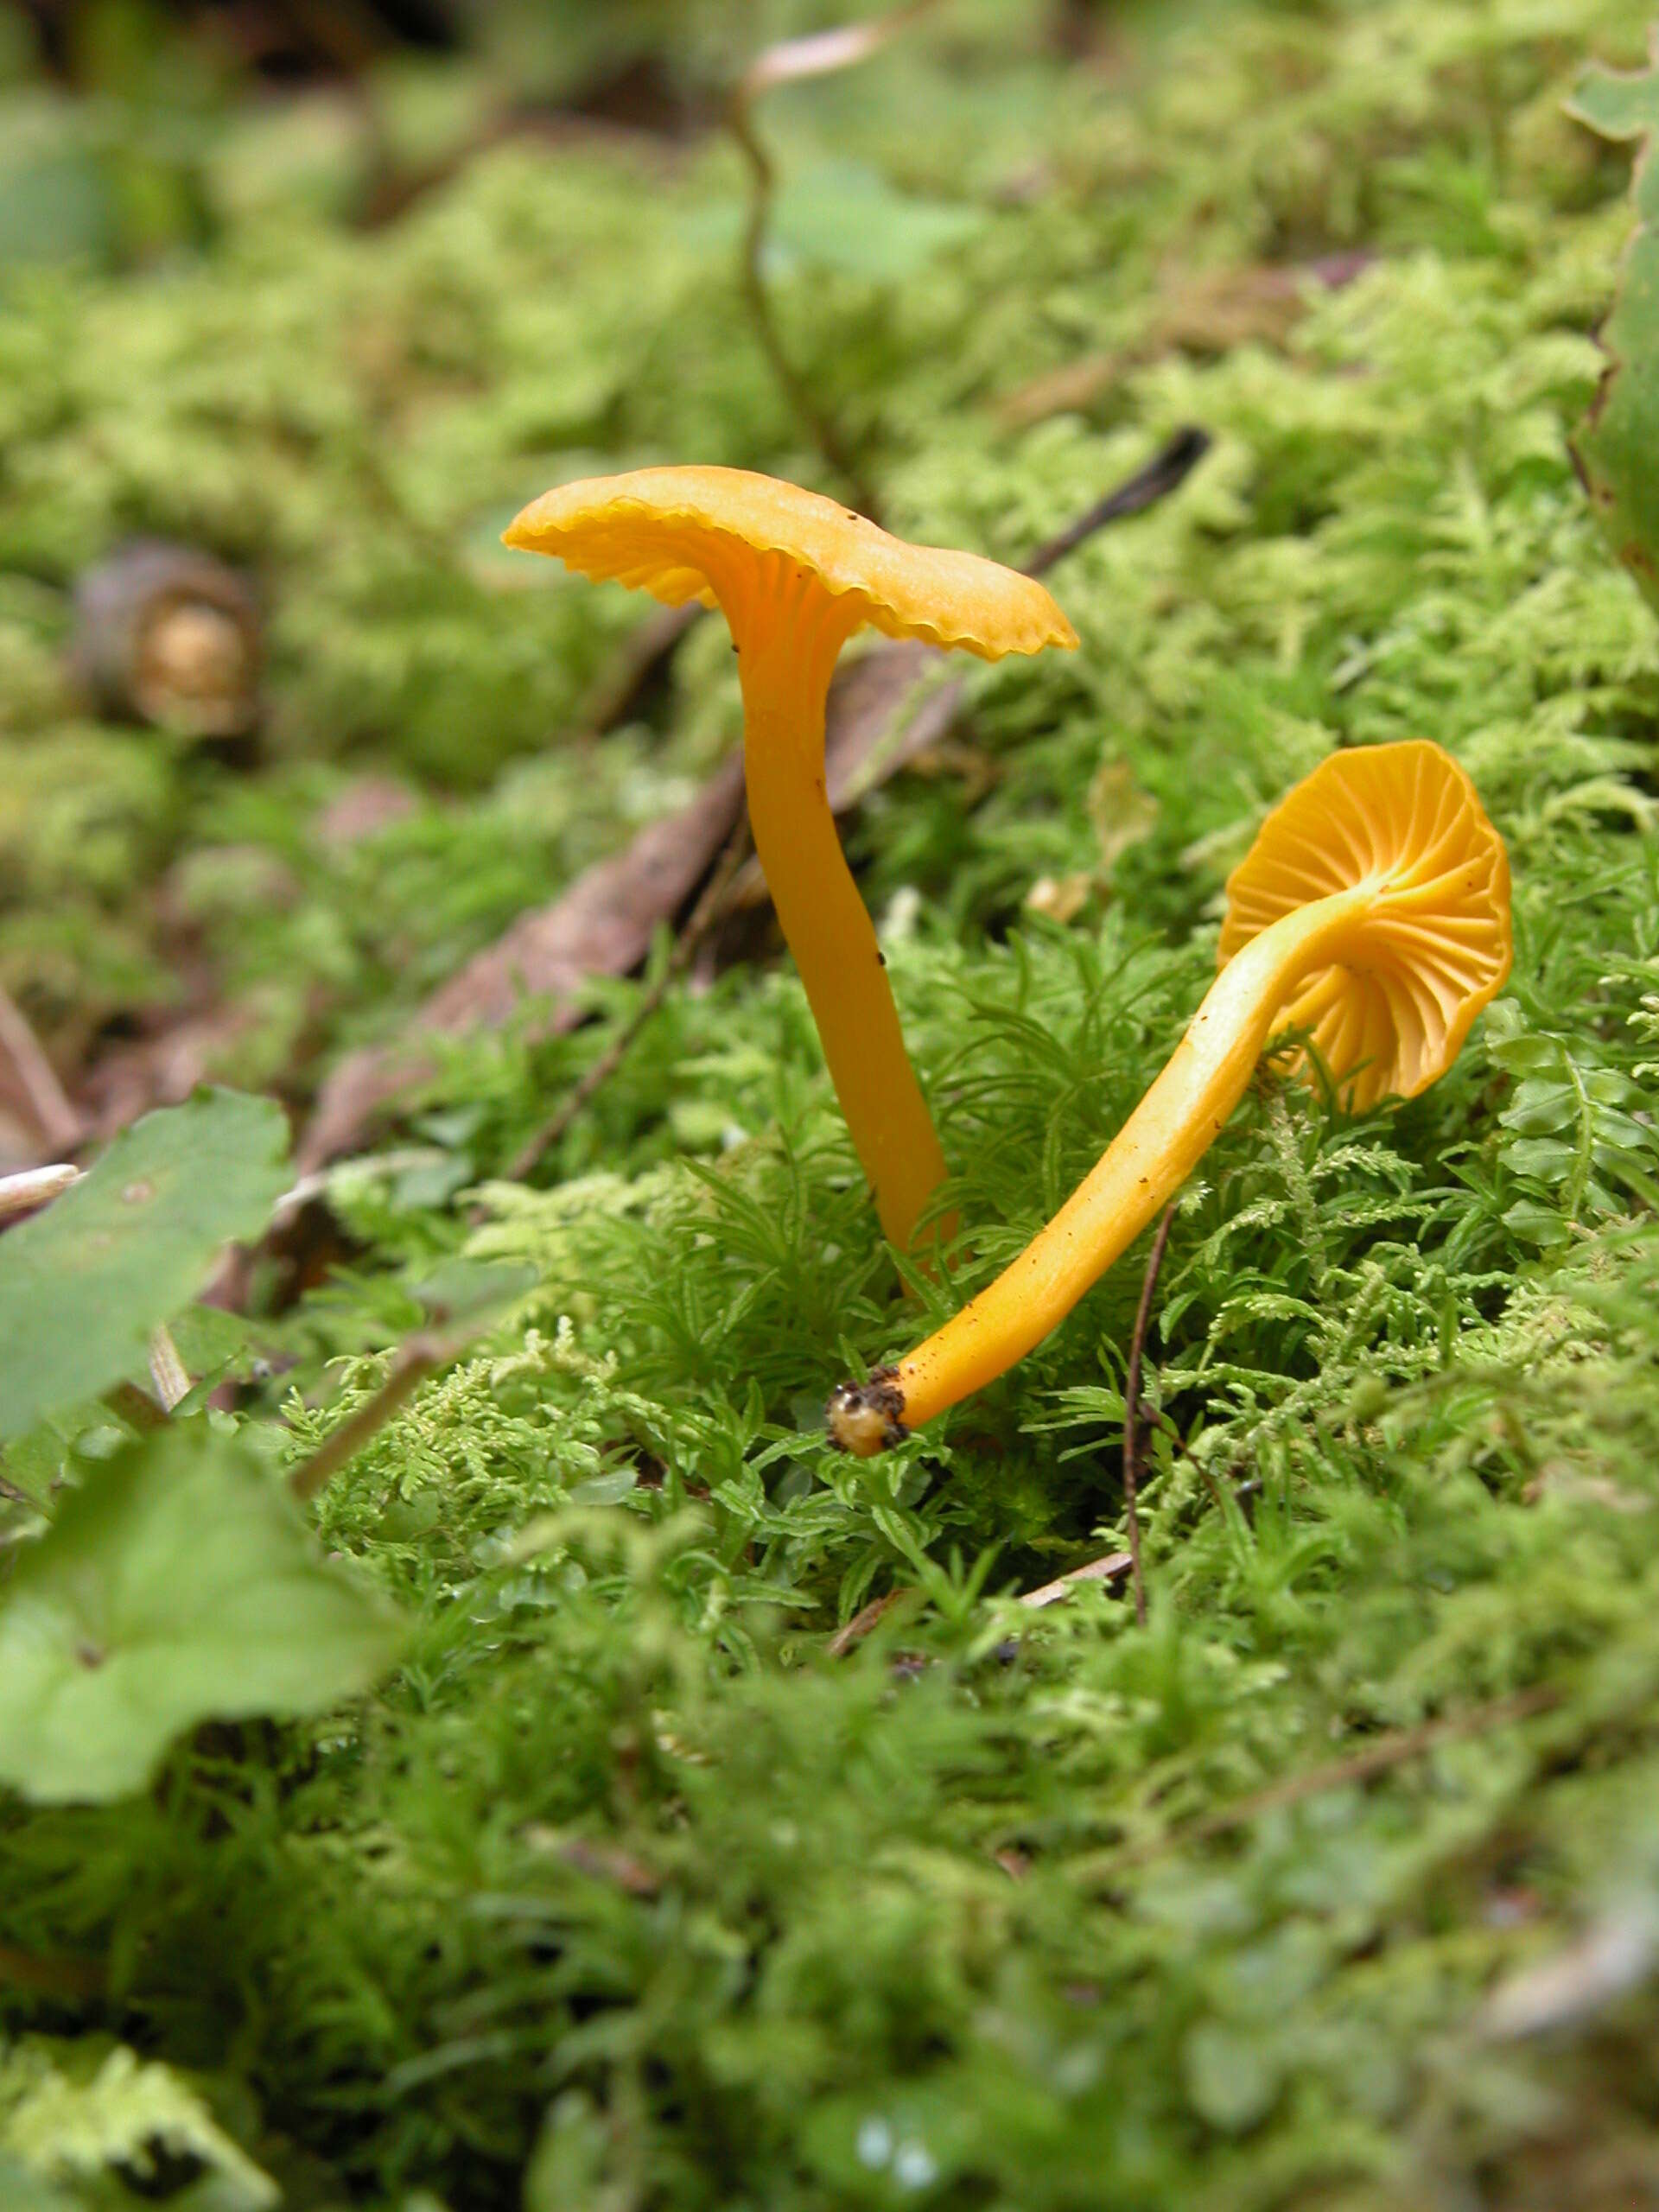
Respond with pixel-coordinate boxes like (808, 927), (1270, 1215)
(828, 741), (1513, 1453)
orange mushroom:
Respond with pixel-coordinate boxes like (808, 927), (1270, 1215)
(827, 741), (1512, 1453)
(504, 467), (1077, 1250)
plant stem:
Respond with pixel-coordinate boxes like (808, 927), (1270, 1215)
(1121, 1203), (1176, 1627)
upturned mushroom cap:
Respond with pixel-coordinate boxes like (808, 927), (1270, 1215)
(1217, 740), (1512, 1111)
(503, 466), (1077, 659)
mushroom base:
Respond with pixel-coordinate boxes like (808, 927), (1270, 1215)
(826, 1367), (909, 1458)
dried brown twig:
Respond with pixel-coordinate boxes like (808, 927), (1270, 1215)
(1017, 1550), (1133, 1609)
(827, 1588), (907, 1656)
(288, 1329), (456, 1505)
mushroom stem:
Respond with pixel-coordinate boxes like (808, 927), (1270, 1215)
(828, 880), (1376, 1452)
(734, 568), (948, 1250)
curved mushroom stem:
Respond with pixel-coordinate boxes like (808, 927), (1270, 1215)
(730, 558), (949, 1251)
(828, 880), (1377, 1452)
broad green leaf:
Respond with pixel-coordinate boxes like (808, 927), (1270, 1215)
(1568, 48), (1659, 606)
(770, 160), (984, 282)
(2, 2037), (276, 2210)
(0, 1090), (290, 1442)
(0, 1422), (400, 1803)
(690, 159), (983, 284)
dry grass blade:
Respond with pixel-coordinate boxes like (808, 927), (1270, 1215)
(288, 1333), (445, 1504)
(148, 1325), (193, 1412)
(0, 1163), (81, 1224)
(1017, 1552), (1134, 1608)
(740, 8), (941, 100)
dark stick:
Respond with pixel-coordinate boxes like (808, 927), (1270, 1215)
(1023, 428), (1211, 578)
(1121, 1203), (1177, 1628)
(505, 818), (753, 1185)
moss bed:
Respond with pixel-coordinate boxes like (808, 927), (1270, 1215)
(8, 3), (1659, 2205)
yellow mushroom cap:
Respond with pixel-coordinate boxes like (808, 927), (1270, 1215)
(1218, 741), (1512, 1111)
(503, 466), (1077, 660)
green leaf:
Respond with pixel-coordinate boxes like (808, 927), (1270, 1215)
(0, 1090), (290, 1442)
(1, 2037), (277, 2209)
(770, 160), (984, 282)
(690, 159), (984, 284)
(1568, 46), (1659, 607)
(0, 1422), (400, 1803)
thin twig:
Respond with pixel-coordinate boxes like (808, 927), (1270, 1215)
(728, 102), (878, 514)
(1121, 1203), (1177, 1628)
(1097, 1684), (1563, 1877)
(288, 1334), (444, 1504)
(0, 984), (81, 1153)
(827, 1588), (906, 1656)
(505, 818), (753, 1184)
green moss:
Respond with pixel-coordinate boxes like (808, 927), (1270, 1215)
(8, 1), (1659, 2205)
